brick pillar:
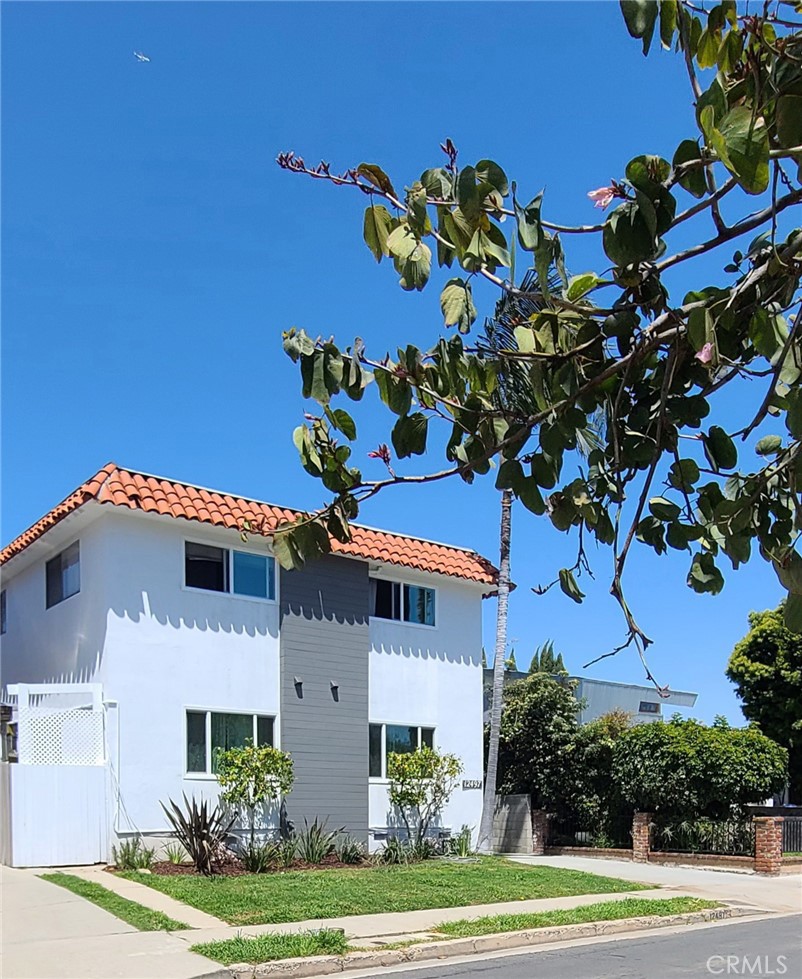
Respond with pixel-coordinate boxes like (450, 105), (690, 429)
(754, 816), (784, 876)
(632, 812), (652, 863)
(531, 809), (549, 855)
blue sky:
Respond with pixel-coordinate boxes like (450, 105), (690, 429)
(2, 2), (785, 721)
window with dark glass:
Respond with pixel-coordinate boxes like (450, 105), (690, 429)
(369, 724), (383, 778)
(186, 710), (274, 775)
(232, 550), (275, 599)
(639, 701), (660, 714)
(369, 723), (436, 778)
(185, 542), (228, 592)
(46, 542), (80, 608)
(370, 578), (435, 626)
(0, 590), (6, 634)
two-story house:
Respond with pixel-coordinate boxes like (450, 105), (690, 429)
(0, 463), (497, 863)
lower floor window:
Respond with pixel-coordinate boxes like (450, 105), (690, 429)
(369, 722), (435, 778)
(186, 710), (274, 774)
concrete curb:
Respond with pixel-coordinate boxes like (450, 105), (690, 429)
(222, 905), (763, 977)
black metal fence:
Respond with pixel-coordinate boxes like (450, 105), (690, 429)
(547, 813), (632, 850)
(783, 817), (802, 854)
(651, 817), (755, 857)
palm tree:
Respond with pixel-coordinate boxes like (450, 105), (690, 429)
(475, 269), (560, 853)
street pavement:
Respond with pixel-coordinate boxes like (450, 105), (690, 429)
(343, 915), (802, 979)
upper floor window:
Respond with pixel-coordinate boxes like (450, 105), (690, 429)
(46, 542), (80, 609)
(184, 542), (275, 600)
(186, 709), (274, 775)
(639, 701), (660, 714)
(369, 722), (435, 778)
(0, 590), (6, 634)
(370, 578), (435, 626)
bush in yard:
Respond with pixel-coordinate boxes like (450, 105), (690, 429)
(387, 747), (462, 847)
(494, 672), (580, 809)
(727, 604), (802, 803)
(559, 709), (632, 828)
(216, 741), (294, 851)
(612, 716), (788, 820)
(161, 795), (235, 876)
(296, 818), (342, 864)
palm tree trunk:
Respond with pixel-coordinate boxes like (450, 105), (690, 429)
(476, 489), (512, 853)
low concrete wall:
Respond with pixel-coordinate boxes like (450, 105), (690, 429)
(492, 794), (532, 854)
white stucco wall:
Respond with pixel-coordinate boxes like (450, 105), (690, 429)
(368, 569), (485, 847)
(0, 512), (110, 690)
(99, 511), (281, 835)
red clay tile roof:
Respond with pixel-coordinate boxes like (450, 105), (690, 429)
(0, 463), (498, 586)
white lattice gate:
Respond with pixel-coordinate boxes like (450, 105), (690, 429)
(2, 684), (109, 867)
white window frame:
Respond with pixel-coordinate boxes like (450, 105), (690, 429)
(368, 721), (436, 781)
(184, 707), (277, 779)
(369, 576), (437, 629)
(182, 537), (278, 605)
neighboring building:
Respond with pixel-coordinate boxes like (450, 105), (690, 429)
(0, 463), (496, 866)
(483, 671), (698, 725)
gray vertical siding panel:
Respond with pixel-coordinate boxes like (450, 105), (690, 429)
(279, 556), (369, 841)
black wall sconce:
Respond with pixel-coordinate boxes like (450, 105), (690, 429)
(330, 680), (339, 703)
(294, 676), (303, 699)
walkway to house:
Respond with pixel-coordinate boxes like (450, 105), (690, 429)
(0, 867), (227, 979)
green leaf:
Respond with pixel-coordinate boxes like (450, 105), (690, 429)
(668, 458), (700, 492)
(516, 476), (546, 515)
(717, 28), (743, 74)
(328, 408), (357, 441)
(649, 496), (681, 521)
(514, 325), (536, 354)
(784, 593), (802, 634)
(391, 412), (429, 458)
(558, 567), (585, 604)
(774, 550), (802, 594)
(475, 160), (509, 196)
(620, 0), (659, 54)
(363, 204), (393, 263)
(776, 95), (802, 154)
(495, 459), (523, 491)
(672, 140), (707, 198)
(420, 168), (452, 198)
(565, 273), (600, 302)
(695, 78), (727, 129)
(440, 278), (477, 334)
(696, 28), (719, 69)
(659, 0), (677, 48)
(703, 426), (737, 472)
(687, 552), (724, 594)
(300, 351), (330, 405)
(357, 163), (397, 198)
(272, 529), (303, 570)
(512, 186), (545, 252)
(603, 201), (657, 267)
(709, 107), (770, 195)
(387, 226), (432, 291)
(374, 369), (412, 416)
(755, 434), (783, 457)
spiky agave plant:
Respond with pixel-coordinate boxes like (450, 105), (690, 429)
(161, 794), (234, 876)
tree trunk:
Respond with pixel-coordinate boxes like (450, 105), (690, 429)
(476, 490), (512, 854)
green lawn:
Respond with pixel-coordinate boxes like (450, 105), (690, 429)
(433, 897), (718, 937)
(192, 929), (350, 966)
(124, 858), (646, 926)
(40, 873), (188, 931)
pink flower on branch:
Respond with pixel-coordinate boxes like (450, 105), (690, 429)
(695, 342), (714, 365)
(587, 186), (616, 210)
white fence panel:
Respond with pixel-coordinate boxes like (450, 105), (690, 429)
(0, 764), (12, 865)
(7, 765), (108, 867)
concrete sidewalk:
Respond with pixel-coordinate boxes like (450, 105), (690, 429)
(0, 867), (227, 979)
(509, 855), (802, 914)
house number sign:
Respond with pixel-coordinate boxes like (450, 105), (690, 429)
(462, 779), (482, 790)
